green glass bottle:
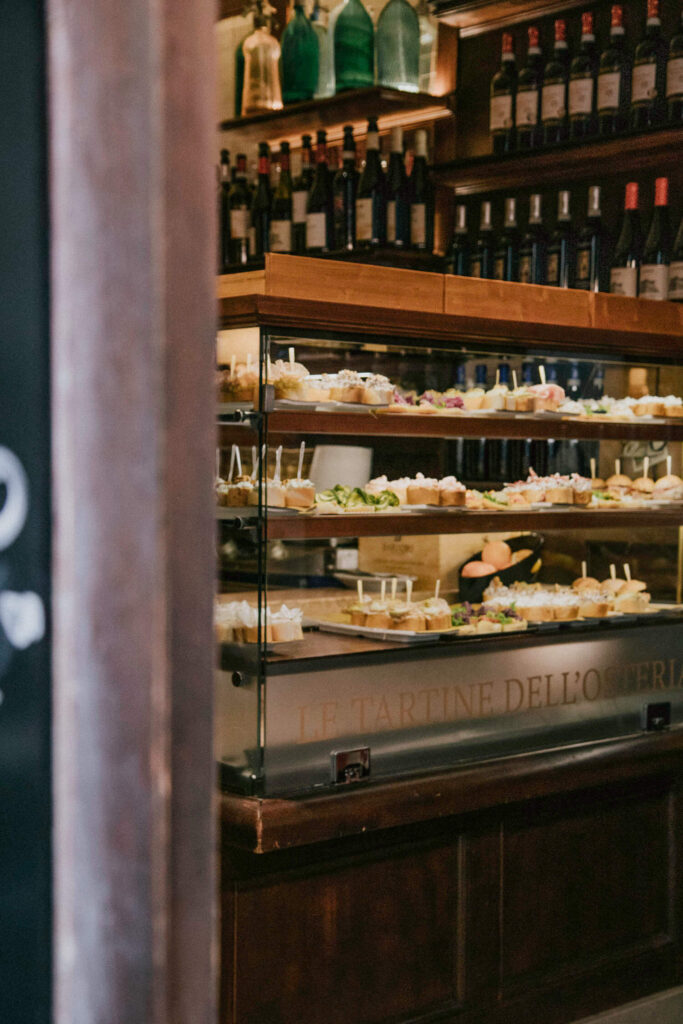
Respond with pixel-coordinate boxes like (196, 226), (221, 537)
(334, 0), (374, 92)
(280, 0), (320, 104)
(377, 0), (420, 93)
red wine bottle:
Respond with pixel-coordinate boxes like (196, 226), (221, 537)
(470, 201), (495, 279)
(251, 142), (271, 258)
(228, 153), (251, 267)
(292, 134), (314, 254)
(519, 193), (547, 284)
(630, 0), (667, 130)
(306, 129), (334, 253)
(575, 186), (607, 292)
(666, 9), (683, 124)
(490, 32), (517, 155)
(610, 182), (643, 297)
(598, 5), (631, 135)
(668, 212), (683, 301)
(269, 142), (293, 253)
(516, 26), (543, 150)
(639, 176), (671, 300)
(541, 19), (570, 145)
(355, 117), (386, 248)
(546, 190), (574, 288)
(569, 11), (598, 138)
(217, 149), (231, 273)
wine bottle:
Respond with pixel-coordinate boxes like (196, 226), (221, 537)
(470, 201), (495, 279)
(516, 26), (543, 150)
(494, 197), (519, 281)
(630, 0), (667, 130)
(228, 153), (251, 267)
(610, 182), (643, 297)
(546, 190), (574, 288)
(292, 135), (314, 255)
(569, 11), (598, 139)
(575, 185), (607, 292)
(306, 129), (334, 253)
(386, 127), (410, 249)
(280, 0), (319, 104)
(449, 203), (470, 276)
(355, 118), (386, 249)
(376, 0), (420, 93)
(490, 32), (517, 155)
(333, 125), (357, 251)
(669, 213), (683, 301)
(598, 4), (631, 134)
(269, 142), (293, 253)
(639, 176), (671, 301)
(217, 149), (231, 273)
(666, 9), (683, 123)
(409, 129), (433, 252)
(518, 194), (547, 285)
(541, 19), (570, 146)
(247, 151), (258, 258)
(334, 0), (374, 91)
(251, 142), (271, 258)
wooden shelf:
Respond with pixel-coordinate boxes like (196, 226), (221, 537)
(215, 506), (683, 539)
(430, 0), (588, 37)
(434, 126), (683, 195)
(218, 86), (455, 148)
(217, 410), (683, 444)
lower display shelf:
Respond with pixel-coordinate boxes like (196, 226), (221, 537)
(218, 504), (683, 539)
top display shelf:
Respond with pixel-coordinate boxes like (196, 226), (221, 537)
(218, 86), (456, 148)
(431, 0), (592, 37)
(217, 255), (683, 359)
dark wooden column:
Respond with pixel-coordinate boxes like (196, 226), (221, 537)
(48, 0), (216, 1021)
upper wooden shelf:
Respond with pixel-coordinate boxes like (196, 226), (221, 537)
(217, 255), (683, 359)
(435, 126), (683, 195)
(430, 0), (587, 37)
(218, 86), (455, 148)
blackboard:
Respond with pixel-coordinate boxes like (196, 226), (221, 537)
(0, 2), (52, 1020)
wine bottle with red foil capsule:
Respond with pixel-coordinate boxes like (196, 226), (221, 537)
(569, 11), (598, 138)
(490, 32), (517, 155)
(639, 176), (671, 301)
(630, 0), (667, 130)
(251, 142), (272, 258)
(516, 26), (543, 150)
(541, 19), (570, 145)
(666, 9), (683, 124)
(306, 129), (335, 253)
(598, 4), (631, 135)
(610, 182), (643, 298)
(668, 213), (683, 301)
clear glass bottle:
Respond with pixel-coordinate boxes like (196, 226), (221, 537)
(311, 1), (335, 99)
(376, 0), (420, 93)
(241, 2), (283, 115)
(416, 0), (439, 94)
(334, 0), (374, 92)
(280, 0), (319, 104)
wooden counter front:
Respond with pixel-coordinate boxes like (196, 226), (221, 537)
(221, 731), (683, 1024)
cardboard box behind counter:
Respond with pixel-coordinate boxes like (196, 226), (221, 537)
(358, 532), (521, 592)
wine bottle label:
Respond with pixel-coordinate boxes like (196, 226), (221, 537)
(668, 261), (683, 301)
(666, 56), (683, 98)
(411, 204), (427, 246)
(576, 248), (591, 286)
(569, 77), (594, 115)
(470, 257), (482, 278)
(306, 211), (327, 249)
(541, 82), (566, 122)
(248, 226), (256, 258)
(292, 190), (309, 225)
(639, 263), (669, 300)
(632, 63), (657, 102)
(516, 90), (539, 126)
(269, 219), (292, 253)
(610, 265), (638, 297)
(494, 257), (505, 280)
(230, 207), (250, 239)
(519, 254), (532, 283)
(386, 200), (396, 243)
(547, 252), (559, 284)
(597, 71), (621, 111)
(490, 94), (514, 131)
(355, 198), (373, 242)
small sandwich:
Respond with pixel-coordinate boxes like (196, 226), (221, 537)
(301, 374), (332, 402)
(361, 373), (393, 405)
(661, 395), (683, 418)
(328, 369), (365, 404)
(572, 576), (601, 591)
(465, 489), (484, 510)
(606, 472), (633, 495)
(421, 586), (452, 631)
(544, 474), (573, 504)
(571, 475), (593, 506)
(578, 593), (611, 618)
(462, 386), (485, 411)
(631, 476), (654, 498)
(529, 381), (565, 412)
(270, 604), (304, 642)
(272, 356), (310, 400)
(389, 602), (426, 632)
(438, 476), (466, 506)
(483, 372), (508, 411)
(613, 579), (651, 614)
(481, 490), (509, 510)
(653, 472), (683, 501)
(364, 599), (393, 630)
(407, 473), (440, 505)
(284, 478), (316, 508)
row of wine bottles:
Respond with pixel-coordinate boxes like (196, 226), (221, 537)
(217, 122), (435, 269)
(489, 1), (683, 154)
(237, 0), (437, 118)
(449, 178), (683, 302)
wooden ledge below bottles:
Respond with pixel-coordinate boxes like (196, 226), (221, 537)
(220, 727), (683, 853)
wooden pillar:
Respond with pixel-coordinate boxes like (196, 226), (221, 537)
(48, 0), (216, 1020)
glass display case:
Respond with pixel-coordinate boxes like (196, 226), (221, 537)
(215, 255), (683, 796)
